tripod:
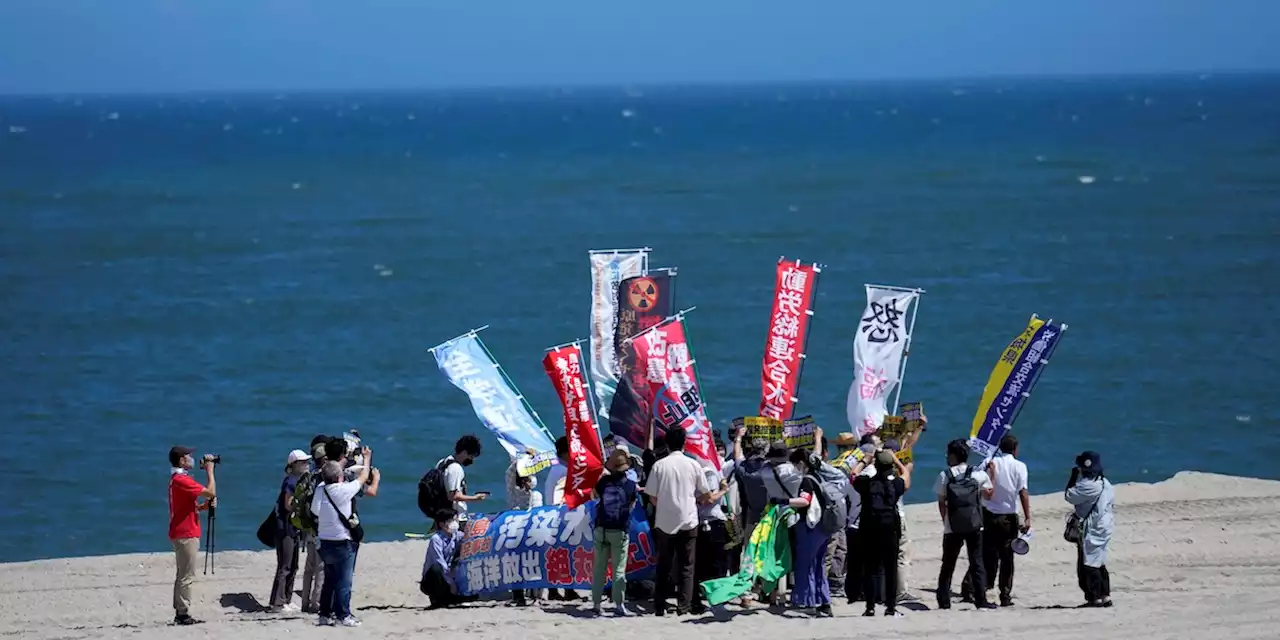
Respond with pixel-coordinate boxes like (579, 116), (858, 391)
(203, 502), (217, 575)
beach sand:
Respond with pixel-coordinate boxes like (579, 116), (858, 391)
(3, 471), (1279, 640)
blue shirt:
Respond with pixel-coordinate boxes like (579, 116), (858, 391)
(423, 529), (461, 591)
(276, 474), (301, 537)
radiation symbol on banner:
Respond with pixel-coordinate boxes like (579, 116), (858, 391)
(627, 278), (660, 312)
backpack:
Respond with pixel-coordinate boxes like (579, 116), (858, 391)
(418, 459), (459, 520)
(804, 474), (846, 536)
(596, 477), (634, 530)
(809, 462), (850, 536)
(289, 470), (319, 534)
(944, 466), (983, 535)
(860, 474), (901, 532)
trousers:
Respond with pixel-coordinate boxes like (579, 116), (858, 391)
(653, 528), (698, 614)
(171, 538), (199, 617)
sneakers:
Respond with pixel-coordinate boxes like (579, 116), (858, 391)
(592, 605), (603, 617)
(317, 616), (335, 626)
(173, 614), (202, 626)
(862, 608), (876, 617)
(885, 610), (904, 618)
(282, 602), (302, 613)
(816, 605), (834, 618)
(976, 602), (998, 610)
(615, 604), (633, 617)
(339, 616), (361, 627)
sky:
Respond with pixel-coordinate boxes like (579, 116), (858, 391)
(1, 1), (1279, 94)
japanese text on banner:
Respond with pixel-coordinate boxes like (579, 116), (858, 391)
(589, 251), (647, 421)
(760, 260), (819, 420)
(846, 286), (919, 436)
(453, 502), (657, 595)
(732, 416), (783, 443)
(543, 345), (605, 509)
(434, 334), (556, 460)
(783, 415), (817, 450)
(635, 318), (720, 470)
(969, 319), (1062, 459)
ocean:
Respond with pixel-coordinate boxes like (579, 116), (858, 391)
(1, 74), (1277, 563)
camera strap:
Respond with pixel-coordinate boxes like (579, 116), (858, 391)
(323, 485), (358, 534)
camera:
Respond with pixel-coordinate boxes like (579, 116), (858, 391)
(204, 454), (221, 465)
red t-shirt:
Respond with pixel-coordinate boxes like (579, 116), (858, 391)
(169, 473), (205, 540)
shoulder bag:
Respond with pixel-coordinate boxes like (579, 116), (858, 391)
(323, 485), (365, 544)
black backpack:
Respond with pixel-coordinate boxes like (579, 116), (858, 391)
(860, 474), (900, 531)
(418, 458), (459, 520)
(944, 466), (983, 534)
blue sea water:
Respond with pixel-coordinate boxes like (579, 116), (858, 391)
(1, 74), (1278, 563)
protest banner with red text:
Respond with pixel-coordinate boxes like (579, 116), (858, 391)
(632, 315), (720, 470)
(543, 344), (605, 509)
(760, 259), (820, 420)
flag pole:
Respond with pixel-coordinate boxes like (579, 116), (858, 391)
(889, 291), (925, 414)
(425, 325), (490, 353)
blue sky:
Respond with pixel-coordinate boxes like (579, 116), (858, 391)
(1, 1), (1278, 94)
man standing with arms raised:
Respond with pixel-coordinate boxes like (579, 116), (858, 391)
(167, 446), (216, 626)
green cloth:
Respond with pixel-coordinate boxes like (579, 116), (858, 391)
(591, 527), (628, 607)
(699, 505), (793, 606)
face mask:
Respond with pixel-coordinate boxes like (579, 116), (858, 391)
(444, 521), (460, 534)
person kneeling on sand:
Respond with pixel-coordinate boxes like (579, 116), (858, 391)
(420, 512), (477, 609)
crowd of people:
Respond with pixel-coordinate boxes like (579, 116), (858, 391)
(163, 419), (1117, 627)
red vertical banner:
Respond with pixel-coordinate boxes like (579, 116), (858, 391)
(543, 344), (605, 509)
(632, 317), (721, 470)
(759, 259), (820, 420)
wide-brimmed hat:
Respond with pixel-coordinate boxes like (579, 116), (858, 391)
(833, 432), (859, 448)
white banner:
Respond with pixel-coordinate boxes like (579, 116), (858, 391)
(588, 249), (648, 421)
(846, 286), (920, 436)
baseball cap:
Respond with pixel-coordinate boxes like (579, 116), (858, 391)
(169, 446), (194, 466)
(287, 449), (313, 467)
(875, 450), (897, 467)
(612, 442), (631, 456)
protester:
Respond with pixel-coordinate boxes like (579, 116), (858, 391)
(843, 439), (878, 604)
(268, 449), (312, 613)
(882, 437), (916, 603)
(852, 450), (910, 618)
(771, 438), (836, 617)
(980, 434), (1032, 607)
(420, 511), (475, 609)
(826, 433), (858, 598)
(543, 436), (580, 601)
(692, 447), (731, 615)
(758, 440), (803, 606)
(645, 427), (713, 616)
(167, 446), (216, 626)
(297, 435), (328, 614)
(1065, 450), (1115, 608)
(437, 435), (485, 523)
(312, 453), (371, 627)
(934, 439), (997, 610)
(591, 449), (639, 617)
(505, 452), (542, 606)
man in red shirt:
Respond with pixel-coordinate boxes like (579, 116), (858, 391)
(168, 446), (217, 625)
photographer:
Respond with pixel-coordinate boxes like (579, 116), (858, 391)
(312, 449), (372, 627)
(324, 436), (380, 573)
(167, 446), (217, 626)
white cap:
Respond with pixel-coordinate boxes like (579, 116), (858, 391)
(287, 449), (313, 466)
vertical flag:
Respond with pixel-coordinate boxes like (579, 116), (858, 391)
(608, 271), (675, 446)
(969, 316), (1066, 459)
(623, 313), (720, 470)
(589, 249), (649, 422)
(759, 258), (820, 420)
(543, 343), (606, 510)
(846, 285), (922, 436)
(433, 331), (557, 459)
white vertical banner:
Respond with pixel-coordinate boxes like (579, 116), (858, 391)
(846, 285), (922, 436)
(588, 248), (649, 421)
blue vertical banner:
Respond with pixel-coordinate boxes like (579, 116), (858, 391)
(453, 502), (657, 595)
(433, 332), (557, 460)
(968, 317), (1066, 459)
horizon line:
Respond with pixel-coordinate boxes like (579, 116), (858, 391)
(2, 67), (1278, 99)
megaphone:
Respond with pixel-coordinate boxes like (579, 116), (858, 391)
(1011, 529), (1033, 555)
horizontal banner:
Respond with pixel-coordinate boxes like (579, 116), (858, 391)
(453, 502), (656, 595)
(733, 416), (783, 443)
(783, 415), (817, 450)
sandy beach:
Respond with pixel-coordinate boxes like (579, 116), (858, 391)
(4, 471), (1279, 640)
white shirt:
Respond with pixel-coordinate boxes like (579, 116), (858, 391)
(436, 456), (468, 516)
(544, 464), (568, 506)
(983, 453), (1028, 515)
(933, 464), (994, 535)
(312, 480), (362, 542)
(647, 453), (711, 535)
